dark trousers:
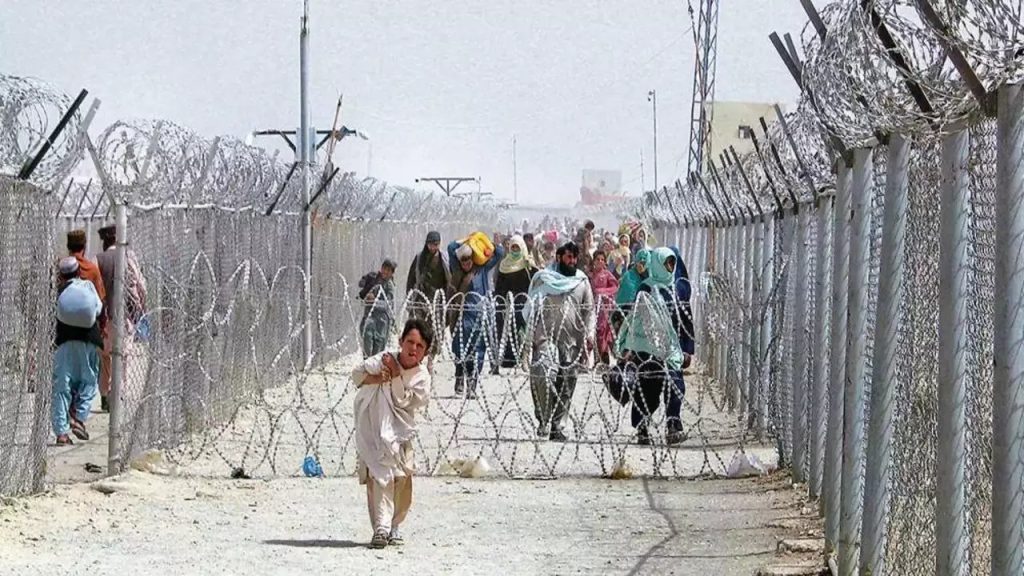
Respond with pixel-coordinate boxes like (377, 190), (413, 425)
(627, 353), (685, 431)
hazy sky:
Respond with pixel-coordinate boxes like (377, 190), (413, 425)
(3, 1), (809, 206)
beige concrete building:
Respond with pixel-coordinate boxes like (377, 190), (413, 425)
(704, 101), (785, 171)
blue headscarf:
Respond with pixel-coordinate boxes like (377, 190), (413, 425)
(670, 246), (695, 356)
(670, 246), (691, 303)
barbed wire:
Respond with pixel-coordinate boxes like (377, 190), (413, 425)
(0, 75), (85, 187)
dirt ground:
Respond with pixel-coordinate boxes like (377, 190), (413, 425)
(2, 355), (824, 575)
(0, 469), (817, 576)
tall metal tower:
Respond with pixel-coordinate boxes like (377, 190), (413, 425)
(686, 0), (719, 177)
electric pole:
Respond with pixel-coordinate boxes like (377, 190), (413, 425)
(640, 147), (646, 194)
(648, 89), (658, 192)
(513, 135), (518, 203)
(299, 0), (313, 368)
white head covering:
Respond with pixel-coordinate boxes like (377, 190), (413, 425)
(455, 243), (473, 261)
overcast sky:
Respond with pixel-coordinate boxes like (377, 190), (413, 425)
(3, 1), (809, 206)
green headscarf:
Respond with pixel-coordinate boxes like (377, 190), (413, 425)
(615, 247), (683, 370)
(644, 247), (675, 287)
(615, 249), (651, 306)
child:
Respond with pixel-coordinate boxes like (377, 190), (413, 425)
(353, 319), (433, 548)
(358, 259), (397, 358)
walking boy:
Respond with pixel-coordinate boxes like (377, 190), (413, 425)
(353, 319), (433, 548)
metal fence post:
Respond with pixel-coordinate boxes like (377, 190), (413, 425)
(777, 212), (796, 466)
(696, 224), (704, 362)
(860, 135), (910, 575)
(935, 126), (970, 576)
(718, 224), (729, 391)
(790, 208), (810, 483)
(824, 160), (850, 552)
(759, 214), (776, 438)
(726, 222), (739, 408)
(739, 221), (752, 417)
(809, 196), (831, 500)
(106, 201), (129, 475)
(992, 82), (1024, 576)
(749, 216), (764, 432)
(839, 147), (872, 575)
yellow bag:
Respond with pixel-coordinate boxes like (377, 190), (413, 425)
(459, 231), (495, 266)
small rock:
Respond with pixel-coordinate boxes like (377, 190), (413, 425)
(92, 482), (117, 495)
(778, 538), (826, 554)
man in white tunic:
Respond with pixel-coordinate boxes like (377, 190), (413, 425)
(353, 318), (433, 549)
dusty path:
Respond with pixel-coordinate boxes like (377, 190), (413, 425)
(11, 355), (822, 575)
(0, 470), (811, 576)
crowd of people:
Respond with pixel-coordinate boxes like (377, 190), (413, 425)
(352, 217), (695, 548)
(355, 217), (695, 445)
(46, 218), (695, 552)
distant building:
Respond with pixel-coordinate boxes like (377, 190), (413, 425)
(579, 169), (625, 206)
(703, 101), (784, 172)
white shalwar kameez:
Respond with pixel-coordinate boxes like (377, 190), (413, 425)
(353, 351), (431, 535)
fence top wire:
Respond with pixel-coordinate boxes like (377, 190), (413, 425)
(1, 75), (507, 226)
(632, 0), (1022, 228)
(0, 75), (86, 188)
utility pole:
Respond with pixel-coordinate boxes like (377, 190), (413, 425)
(648, 89), (658, 192)
(640, 148), (646, 194)
(512, 135), (518, 203)
(299, 0), (313, 368)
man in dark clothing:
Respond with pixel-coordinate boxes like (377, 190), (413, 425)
(359, 259), (397, 358)
(406, 232), (449, 310)
(406, 231), (450, 353)
(53, 257), (104, 445)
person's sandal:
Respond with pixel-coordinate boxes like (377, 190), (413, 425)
(369, 529), (389, 549)
(55, 434), (73, 446)
(666, 430), (687, 445)
(637, 427), (652, 446)
(388, 528), (404, 546)
(71, 419), (89, 441)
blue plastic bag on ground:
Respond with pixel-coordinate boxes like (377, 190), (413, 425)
(302, 455), (324, 478)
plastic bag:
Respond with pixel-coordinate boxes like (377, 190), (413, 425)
(725, 452), (767, 478)
(134, 315), (151, 342)
(603, 361), (636, 406)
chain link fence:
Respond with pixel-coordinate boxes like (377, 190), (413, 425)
(636, 0), (1024, 573)
(2, 69), (785, 496)
(0, 177), (56, 496)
